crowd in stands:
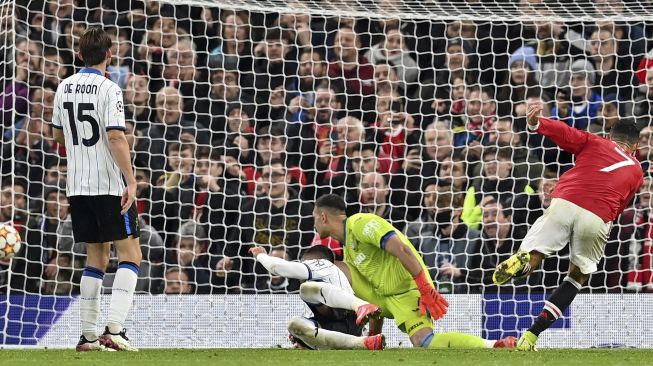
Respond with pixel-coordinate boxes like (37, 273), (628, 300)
(2, 0), (653, 295)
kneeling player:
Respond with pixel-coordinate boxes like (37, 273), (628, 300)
(250, 245), (385, 350)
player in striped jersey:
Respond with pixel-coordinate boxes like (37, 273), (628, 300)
(250, 245), (385, 350)
(52, 27), (141, 352)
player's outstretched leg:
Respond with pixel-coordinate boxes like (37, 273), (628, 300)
(517, 272), (585, 351)
(101, 237), (141, 352)
(417, 330), (515, 349)
(299, 282), (381, 326)
(287, 317), (384, 350)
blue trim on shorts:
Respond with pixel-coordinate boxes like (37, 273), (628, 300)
(380, 231), (397, 250)
(82, 266), (105, 280)
(124, 213), (132, 236)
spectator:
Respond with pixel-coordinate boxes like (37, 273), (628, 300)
(286, 49), (326, 124)
(628, 67), (653, 130)
(148, 143), (195, 245)
(496, 46), (541, 118)
(391, 121), (454, 217)
(136, 86), (199, 174)
(638, 126), (653, 172)
(255, 247), (300, 293)
(437, 151), (469, 199)
(41, 47), (69, 87)
(10, 185), (70, 294)
(373, 63), (402, 96)
(364, 26), (419, 93)
(123, 73), (153, 131)
(208, 11), (254, 87)
(625, 178), (653, 292)
(136, 13), (178, 76)
(174, 221), (211, 294)
(484, 118), (544, 180)
(551, 59), (602, 131)
(327, 26), (375, 113)
(463, 147), (531, 230)
(464, 198), (540, 292)
(164, 267), (193, 294)
(528, 15), (586, 96)
(163, 36), (210, 123)
(371, 93), (417, 173)
(512, 171), (558, 227)
(253, 28), (297, 107)
(593, 93), (621, 135)
(220, 160), (314, 290)
(291, 82), (342, 198)
(435, 37), (476, 89)
(0, 179), (28, 229)
(11, 86), (58, 198)
(451, 85), (495, 149)
(405, 179), (481, 294)
(589, 25), (636, 100)
(104, 26), (132, 88)
(204, 67), (252, 143)
(350, 171), (406, 230)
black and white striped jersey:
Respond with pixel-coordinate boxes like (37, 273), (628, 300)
(52, 68), (126, 196)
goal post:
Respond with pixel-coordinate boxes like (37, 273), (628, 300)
(2, 0), (653, 347)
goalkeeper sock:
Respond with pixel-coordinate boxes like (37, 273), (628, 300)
(80, 266), (104, 341)
(422, 331), (487, 349)
(528, 276), (582, 336)
(107, 261), (139, 334)
(288, 317), (366, 350)
(299, 282), (368, 311)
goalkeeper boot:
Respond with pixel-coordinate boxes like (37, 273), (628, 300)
(76, 335), (114, 352)
(363, 334), (386, 350)
(493, 251), (530, 285)
(516, 331), (538, 351)
(100, 327), (139, 352)
(355, 303), (382, 327)
(493, 336), (517, 349)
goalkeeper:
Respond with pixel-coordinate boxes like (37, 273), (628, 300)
(312, 194), (516, 349)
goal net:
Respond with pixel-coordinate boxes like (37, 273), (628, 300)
(2, 0), (653, 348)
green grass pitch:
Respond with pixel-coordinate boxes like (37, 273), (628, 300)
(2, 349), (653, 366)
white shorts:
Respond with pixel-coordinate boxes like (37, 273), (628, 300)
(520, 198), (612, 275)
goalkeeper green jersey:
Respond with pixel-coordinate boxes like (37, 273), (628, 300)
(343, 213), (432, 296)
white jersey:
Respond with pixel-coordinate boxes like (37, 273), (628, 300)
(302, 259), (353, 294)
(302, 259), (353, 318)
(52, 68), (126, 196)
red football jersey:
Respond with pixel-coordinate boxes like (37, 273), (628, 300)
(535, 117), (644, 222)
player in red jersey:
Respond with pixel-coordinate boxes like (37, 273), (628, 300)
(492, 101), (644, 351)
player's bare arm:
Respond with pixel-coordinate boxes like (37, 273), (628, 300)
(526, 100), (543, 127)
(384, 235), (448, 320)
(249, 246), (310, 280)
(53, 128), (66, 146)
(107, 129), (137, 214)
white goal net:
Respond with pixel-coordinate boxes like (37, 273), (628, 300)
(2, 0), (653, 348)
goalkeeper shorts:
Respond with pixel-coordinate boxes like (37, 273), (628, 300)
(520, 198), (611, 275)
(349, 266), (433, 337)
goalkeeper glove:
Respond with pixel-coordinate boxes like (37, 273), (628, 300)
(414, 270), (449, 320)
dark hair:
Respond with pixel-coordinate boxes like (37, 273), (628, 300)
(610, 118), (640, 146)
(268, 158), (287, 172)
(79, 26), (112, 67)
(315, 194), (346, 214)
(300, 245), (336, 263)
